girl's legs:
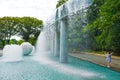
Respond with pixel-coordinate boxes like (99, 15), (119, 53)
(107, 62), (111, 68)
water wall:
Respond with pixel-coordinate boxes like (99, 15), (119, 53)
(39, 0), (93, 63)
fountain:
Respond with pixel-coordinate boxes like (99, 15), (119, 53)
(21, 42), (33, 56)
(0, 0), (120, 80)
(38, 0), (93, 63)
(1, 45), (23, 62)
(36, 31), (48, 53)
(1, 42), (34, 62)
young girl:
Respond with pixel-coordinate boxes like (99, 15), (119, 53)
(106, 51), (112, 68)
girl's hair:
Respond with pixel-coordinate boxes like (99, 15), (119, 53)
(107, 51), (110, 54)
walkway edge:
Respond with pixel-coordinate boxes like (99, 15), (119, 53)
(69, 53), (120, 72)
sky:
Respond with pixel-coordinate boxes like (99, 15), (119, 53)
(0, 0), (58, 21)
(0, 0), (58, 40)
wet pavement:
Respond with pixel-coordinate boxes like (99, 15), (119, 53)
(0, 52), (120, 80)
(69, 52), (120, 72)
(0, 49), (120, 72)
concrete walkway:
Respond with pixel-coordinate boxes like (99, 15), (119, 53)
(1, 49), (120, 72)
(69, 52), (120, 72)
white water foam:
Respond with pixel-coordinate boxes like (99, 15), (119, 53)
(1, 45), (23, 62)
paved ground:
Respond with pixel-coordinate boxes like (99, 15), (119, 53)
(1, 53), (120, 80)
(69, 52), (120, 72)
(0, 49), (120, 72)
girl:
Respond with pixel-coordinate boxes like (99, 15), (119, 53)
(106, 51), (112, 68)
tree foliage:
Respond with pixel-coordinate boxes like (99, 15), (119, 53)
(56, 0), (68, 8)
(0, 17), (20, 46)
(18, 17), (43, 41)
(66, 0), (120, 54)
(85, 0), (120, 54)
(0, 16), (43, 47)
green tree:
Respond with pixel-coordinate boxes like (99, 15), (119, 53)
(18, 17), (43, 41)
(56, 0), (68, 8)
(98, 0), (120, 53)
(17, 40), (24, 45)
(0, 16), (43, 47)
(0, 17), (19, 46)
(9, 39), (17, 44)
(86, 0), (120, 54)
(28, 37), (36, 45)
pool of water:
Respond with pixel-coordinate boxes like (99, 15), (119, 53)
(0, 53), (120, 80)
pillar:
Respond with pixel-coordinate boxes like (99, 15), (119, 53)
(60, 18), (68, 63)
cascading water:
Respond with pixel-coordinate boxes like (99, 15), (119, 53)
(35, 31), (48, 54)
(1, 45), (23, 62)
(0, 1), (120, 80)
(0, 0), (93, 63)
(41, 0), (93, 63)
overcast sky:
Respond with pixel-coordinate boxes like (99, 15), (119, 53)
(0, 0), (57, 21)
(0, 0), (58, 40)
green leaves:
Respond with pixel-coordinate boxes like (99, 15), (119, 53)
(18, 17), (43, 41)
(0, 16), (43, 46)
(86, 0), (120, 53)
(56, 0), (68, 8)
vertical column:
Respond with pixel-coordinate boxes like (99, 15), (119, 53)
(53, 31), (55, 55)
(55, 9), (60, 57)
(51, 35), (54, 54)
(55, 31), (60, 57)
(50, 29), (55, 55)
(60, 18), (68, 63)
